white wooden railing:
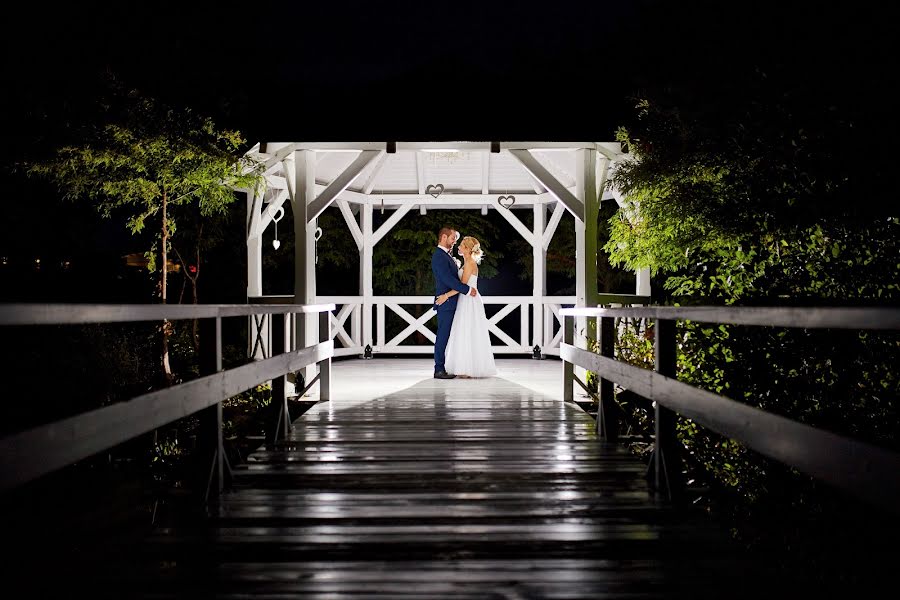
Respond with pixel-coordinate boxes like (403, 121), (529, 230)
(315, 296), (572, 356)
(251, 294), (648, 359)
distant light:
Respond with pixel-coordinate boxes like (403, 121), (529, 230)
(34, 258), (41, 270)
(1, 256), (7, 266)
(61, 260), (72, 270)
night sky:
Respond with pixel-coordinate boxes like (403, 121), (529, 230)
(5, 1), (893, 142)
(1, 1), (896, 300)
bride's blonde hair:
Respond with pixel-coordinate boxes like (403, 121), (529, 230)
(459, 236), (484, 264)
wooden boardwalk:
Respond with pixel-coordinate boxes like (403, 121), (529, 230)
(15, 363), (772, 598)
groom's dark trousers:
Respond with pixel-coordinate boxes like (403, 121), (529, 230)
(432, 247), (471, 374)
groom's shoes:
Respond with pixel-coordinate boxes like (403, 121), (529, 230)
(434, 371), (456, 379)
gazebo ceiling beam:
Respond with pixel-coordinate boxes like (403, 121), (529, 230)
(508, 149), (584, 222)
(257, 142), (603, 153)
(306, 150), (383, 223)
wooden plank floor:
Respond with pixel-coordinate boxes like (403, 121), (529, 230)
(36, 369), (773, 598)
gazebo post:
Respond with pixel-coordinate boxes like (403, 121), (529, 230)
(574, 149), (599, 382)
(361, 197), (374, 355)
(292, 150), (318, 389)
(246, 189), (265, 359)
(532, 201), (546, 353)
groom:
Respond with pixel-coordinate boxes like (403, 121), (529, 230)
(432, 227), (477, 379)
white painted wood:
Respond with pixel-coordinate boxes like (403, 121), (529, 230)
(372, 202), (414, 245)
(542, 201), (566, 250)
(324, 188), (546, 205)
(255, 189), (289, 237)
(264, 174), (287, 190)
(293, 150), (319, 384)
(636, 267), (651, 296)
(260, 142), (599, 152)
(595, 142), (623, 161)
(246, 188), (262, 239)
(307, 150), (382, 223)
(385, 303), (437, 346)
(262, 143), (300, 171)
(377, 302), (386, 348)
(481, 152), (490, 194)
(337, 199), (364, 250)
(521, 302), (529, 347)
(362, 198), (374, 350)
(331, 310), (355, 348)
(350, 304), (361, 347)
(415, 152), (425, 194)
(533, 203), (546, 348)
(509, 149), (584, 222)
(495, 203), (536, 245)
(362, 151), (389, 194)
(487, 321), (521, 349)
(488, 302), (519, 326)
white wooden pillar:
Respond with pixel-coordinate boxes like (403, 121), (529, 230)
(247, 191), (265, 359)
(361, 197), (374, 352)
(574, 149), (598, 383)
(532, 201), (546, 350)
(636, 268), (651, 298)
(293, 150), (317, 386)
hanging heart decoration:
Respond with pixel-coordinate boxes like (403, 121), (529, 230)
(270, 206), (285, 223)
(315, 227), (323, 241)
(272, 239), (281, 250)
(498, 195), (516, 209)
(425, 184), (444, 198)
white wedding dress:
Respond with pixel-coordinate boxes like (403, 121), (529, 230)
(444, 271), (498, 377)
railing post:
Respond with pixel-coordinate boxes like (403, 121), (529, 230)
(563, 316), (574, 403)
(319, 310), (332, 402)
(651, 318), (683, 500)
(267, 312), (288, 446)
(199, 315), (226, 507)
(597, 316), (617, 441)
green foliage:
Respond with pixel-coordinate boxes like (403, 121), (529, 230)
(24, 89), (264, 277)
(605, 89), (900, 580)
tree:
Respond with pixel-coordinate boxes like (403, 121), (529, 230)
(25, 91), (263, 384)
(602, 77), (900, 583)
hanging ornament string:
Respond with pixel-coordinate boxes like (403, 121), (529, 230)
(271, 206), (285, 250)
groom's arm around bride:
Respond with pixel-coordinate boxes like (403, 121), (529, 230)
(431, 250), (473, 308)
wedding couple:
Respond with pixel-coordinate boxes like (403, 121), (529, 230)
(432, 227), (497, 379)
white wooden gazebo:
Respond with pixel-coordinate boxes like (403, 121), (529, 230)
(243, 142), (650, 375)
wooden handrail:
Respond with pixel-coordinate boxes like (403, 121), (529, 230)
(0, 304), (335, 494)
(559, 305), (900, 513)
(0, 303), (336, 326)
(560, 305), (900, 330)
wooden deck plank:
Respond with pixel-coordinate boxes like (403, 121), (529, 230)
(13, 361), (774, 598)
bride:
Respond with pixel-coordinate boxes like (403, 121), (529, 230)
(436, 236), (497, 378)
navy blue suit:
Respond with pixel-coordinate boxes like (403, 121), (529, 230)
(432, 247), (471, 373)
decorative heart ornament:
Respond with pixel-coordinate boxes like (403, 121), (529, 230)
(270, 206), (285, 222)
(425, 184), (444, 198)
(272, 239), (281, 250)
(315, 227), (323, 241)
(498, 195), (516, 209)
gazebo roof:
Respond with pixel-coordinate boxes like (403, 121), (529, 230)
(249, 142), (622, 201)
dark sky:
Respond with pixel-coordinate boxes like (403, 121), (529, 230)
(4, 0), (895, 144)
